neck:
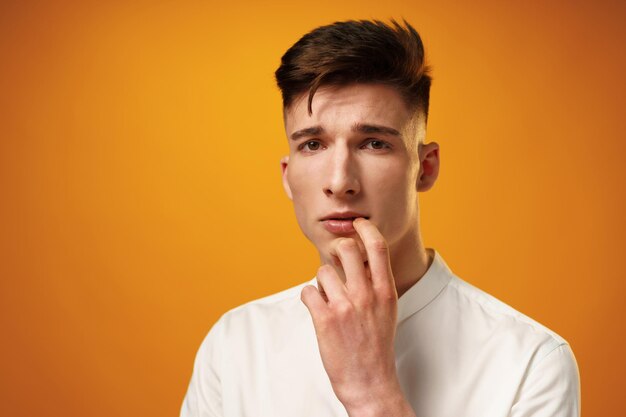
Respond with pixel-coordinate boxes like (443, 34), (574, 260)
(388, 227), (433, 298)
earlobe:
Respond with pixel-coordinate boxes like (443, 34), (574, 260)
(280, 156), (293, 200)
(416, 142), (440, 192)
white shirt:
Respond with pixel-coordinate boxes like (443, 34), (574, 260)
(181, 249), (580, 417)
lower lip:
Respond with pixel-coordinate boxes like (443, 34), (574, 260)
(322, 219), (357, 234)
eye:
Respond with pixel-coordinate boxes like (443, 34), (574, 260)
(363, 139), (391, 150)
(299, 140), (323, 152)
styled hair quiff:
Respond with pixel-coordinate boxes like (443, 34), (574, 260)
(275, 19), (431, 122)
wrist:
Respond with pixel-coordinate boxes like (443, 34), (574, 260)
(345, 384), (416, 417)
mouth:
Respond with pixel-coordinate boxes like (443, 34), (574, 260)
(323, 216), (369, 221)
(320, 212), (370, 221)
(319, 214), (369, 234)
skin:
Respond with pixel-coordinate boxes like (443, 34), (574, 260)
(280, 83), (440, 416)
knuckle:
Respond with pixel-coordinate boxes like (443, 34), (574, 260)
(314, 312), (331, 330)
(370, 238), (389, 253)
(354, 292), (375, 308)
(337, 238), (358, 252)
(377, 287), (397, 304)
(317, 264), (333, 276)
(312, 312), (334, 333)
(332, 300), (354, 317)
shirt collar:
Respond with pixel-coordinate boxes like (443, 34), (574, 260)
(307, 248), (453, 323)
(397, 248), (453, 323)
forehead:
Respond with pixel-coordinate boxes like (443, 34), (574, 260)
(284, 83), (415, 136)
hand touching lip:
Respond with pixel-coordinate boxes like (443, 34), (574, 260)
(320, 212), (370, 234)
(301, 217), (401, 412)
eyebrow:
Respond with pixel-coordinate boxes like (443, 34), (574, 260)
(352, 123), (401, 137)
(290, 126), (325, 141)
(289, 123), (401, 141)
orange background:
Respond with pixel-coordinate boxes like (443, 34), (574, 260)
(1, 1), (624, 416)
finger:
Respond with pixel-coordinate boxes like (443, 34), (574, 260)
(316, 264), (349, 304)
(329, 237), (369, 295)
(300, 285), (329, 322)
(353, 235), (372, 278)
(353, 217), (395, 292)
(330, 238), (368, 269)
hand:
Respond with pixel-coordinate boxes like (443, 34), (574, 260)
(301, 218), (410, 416)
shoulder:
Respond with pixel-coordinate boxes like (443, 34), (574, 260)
(214, 278), (315, 336)
(435, 269), (580, 413)
(226, 278), (314, 315)
(444, 273), (571, 364)
(192, 278), (315, 358)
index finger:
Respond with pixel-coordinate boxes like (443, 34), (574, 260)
(352, 217), (394, 291)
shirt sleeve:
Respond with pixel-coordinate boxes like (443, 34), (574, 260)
(509, 343), (581, 417)
(180, 317), (225, 417)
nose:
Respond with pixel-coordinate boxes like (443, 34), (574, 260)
(323, 144), (360, 198)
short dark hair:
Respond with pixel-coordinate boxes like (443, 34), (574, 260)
(275, 19), (431, 121)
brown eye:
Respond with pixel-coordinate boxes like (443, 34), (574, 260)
(305, 141), (320, 151)
(364, 140), (390, 150)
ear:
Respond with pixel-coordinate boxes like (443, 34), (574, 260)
(417, 142), (440, 192)
(280, 155), (293, 200)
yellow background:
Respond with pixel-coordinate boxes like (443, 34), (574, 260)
(1, 1), (624, 415)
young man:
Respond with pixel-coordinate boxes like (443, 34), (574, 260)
(181, 20), (580, 417)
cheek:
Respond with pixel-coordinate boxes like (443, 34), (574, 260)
(368, 164), (415, 198)
(287, 175), (322, 245)
(287, 158), (325, 200)
(287, 165), (319, 224)
(367, 166), (418, 220)
(288, 168), (312, 202)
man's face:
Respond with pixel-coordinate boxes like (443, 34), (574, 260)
(281, 83), (430, 264)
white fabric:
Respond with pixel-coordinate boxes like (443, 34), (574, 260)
(181, 250), (580, 417)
